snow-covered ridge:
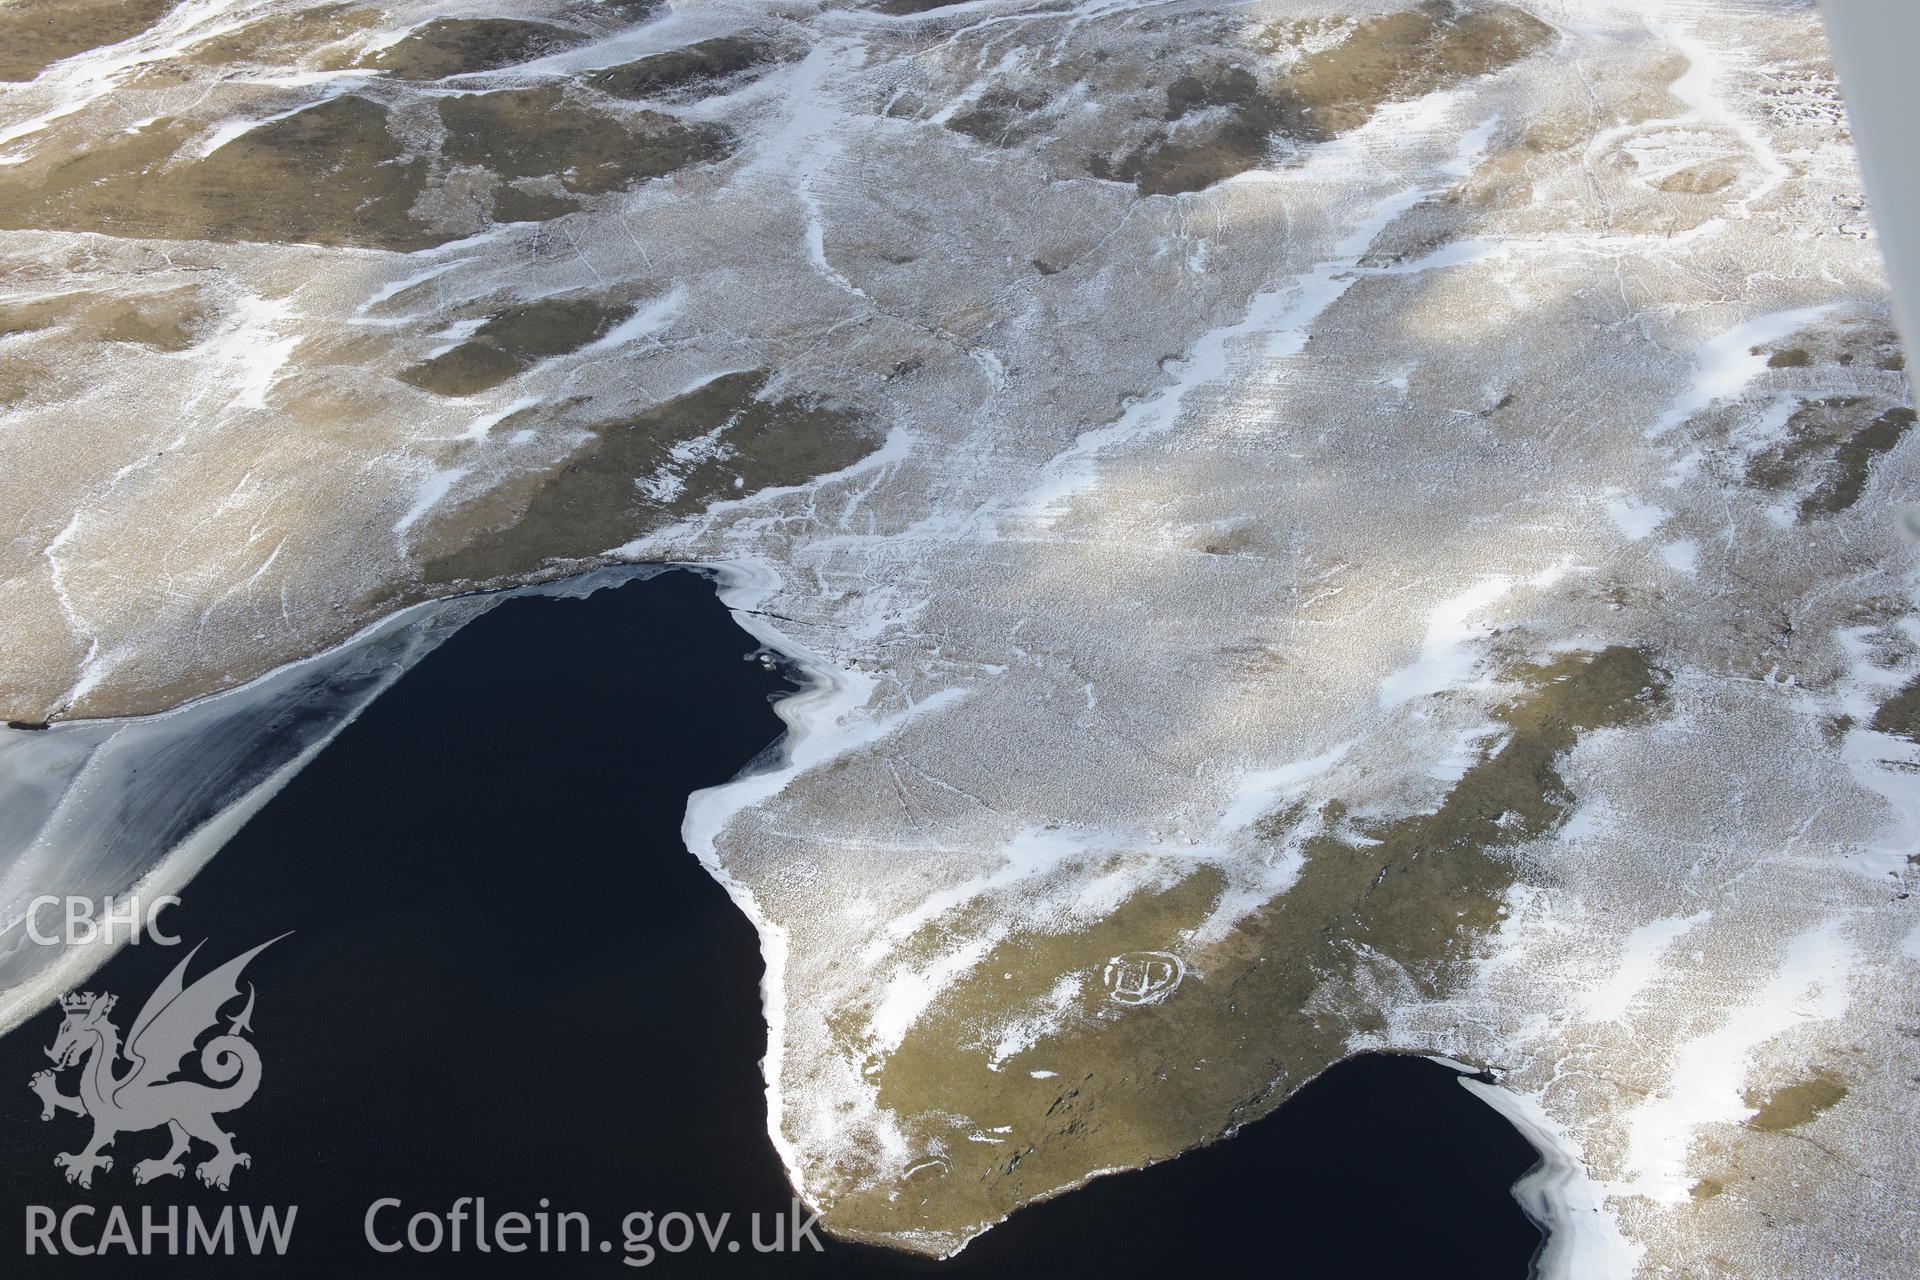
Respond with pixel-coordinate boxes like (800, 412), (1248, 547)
(0, 0), (1915, 1273)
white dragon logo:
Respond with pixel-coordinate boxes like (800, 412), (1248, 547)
(28, 936), (285, 1190)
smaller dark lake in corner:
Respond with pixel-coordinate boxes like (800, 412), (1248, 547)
(0, 568), (1545, 1278)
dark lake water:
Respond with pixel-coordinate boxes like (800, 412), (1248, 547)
(0, 569), (1544, 1277)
